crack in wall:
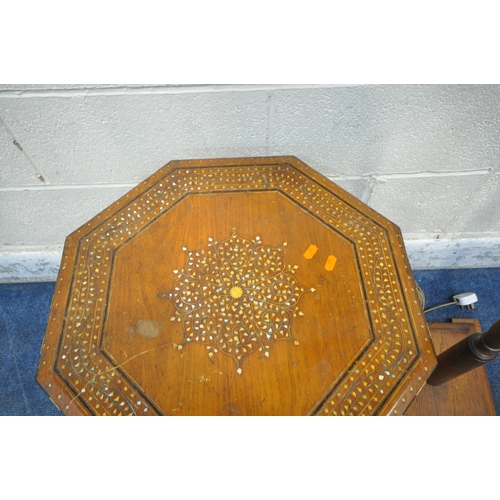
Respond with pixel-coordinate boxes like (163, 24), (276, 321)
(0, 111), (50, 184)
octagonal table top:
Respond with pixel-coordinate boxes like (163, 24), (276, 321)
(36, 156), (436, 415)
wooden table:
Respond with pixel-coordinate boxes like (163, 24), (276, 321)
(406, 319), (496, 416)
(36, 157), (436, 415)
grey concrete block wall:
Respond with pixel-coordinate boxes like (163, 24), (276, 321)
(1, 84), (499, 278)
(270, 85), (500, 176)
(0, 90), (270, 185)
(370, 172), (500, 235)
(0, 186), (132, 245)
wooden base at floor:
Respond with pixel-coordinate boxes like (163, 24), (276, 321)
(405, 319), (496, 416)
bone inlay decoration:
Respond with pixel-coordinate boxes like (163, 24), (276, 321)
(160, 229), (312, 373)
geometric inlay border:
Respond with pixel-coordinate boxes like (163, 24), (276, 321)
(48, 161), (431, 416)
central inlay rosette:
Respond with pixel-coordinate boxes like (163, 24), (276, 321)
(230, 286), (243, 299)
(159, 229), (312, 373)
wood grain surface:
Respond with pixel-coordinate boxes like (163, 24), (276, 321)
(36, 157), (436, 415)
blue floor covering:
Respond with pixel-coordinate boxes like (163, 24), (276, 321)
(1, 268), (499, 416)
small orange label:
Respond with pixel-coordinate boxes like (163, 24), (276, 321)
(324, 255), (337, 271)
(303, 244), (318, 259)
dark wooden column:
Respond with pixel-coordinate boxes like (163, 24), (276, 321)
(427, 318), (500, 386)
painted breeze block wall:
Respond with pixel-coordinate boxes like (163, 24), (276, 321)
(1, 84), (499, 280)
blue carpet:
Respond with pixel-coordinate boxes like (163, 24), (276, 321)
(1, 269), (499, 415)
(0, 282), (61, 415)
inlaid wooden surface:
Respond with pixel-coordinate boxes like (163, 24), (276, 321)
(36, 157), (436, 415)
(405, 319), (496, 416)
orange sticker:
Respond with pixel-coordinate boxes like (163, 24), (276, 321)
(303, 244), (318, 259)
(324, 255), (337, 271)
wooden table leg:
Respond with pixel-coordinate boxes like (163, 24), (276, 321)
(426, 318), (500, 386)
(406, 319), (496, 416)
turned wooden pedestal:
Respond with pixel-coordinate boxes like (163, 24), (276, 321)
(406, 319), (496, 416)
(36, 157), (436, 415)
